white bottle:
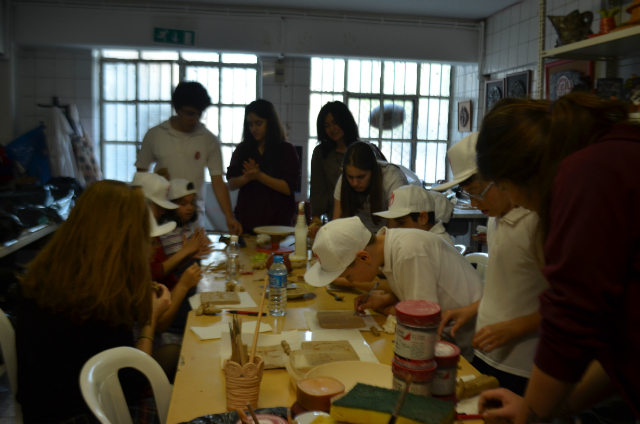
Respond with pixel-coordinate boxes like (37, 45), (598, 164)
(226, 235), (241, 284)
(294, 202), (308, 258)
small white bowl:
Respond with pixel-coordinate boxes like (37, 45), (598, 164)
(289, 255), (308, 269)
(294, 411), (330, 424)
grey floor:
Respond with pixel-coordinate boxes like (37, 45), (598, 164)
(0, 372), (15, 424)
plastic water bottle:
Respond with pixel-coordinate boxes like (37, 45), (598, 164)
(226, 235), (241, 284)
(268, 255), (287, 316)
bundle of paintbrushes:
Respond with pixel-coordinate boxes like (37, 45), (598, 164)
(224, 281), (269, 411)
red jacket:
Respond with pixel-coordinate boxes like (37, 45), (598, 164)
(537, 124), (640, 416)
(150, 237), (178, 291)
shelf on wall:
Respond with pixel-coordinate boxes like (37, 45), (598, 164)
(542, 24), (640, 61)
(0, 223), (60, 259)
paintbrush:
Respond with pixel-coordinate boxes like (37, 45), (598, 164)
(229, 323), (238, 363)
(387, 375), (412, 424)
(246, 402), (260, 424)
(287, 408), (293, 424)
(355, 281), (380, 315)
(249, 277), (269, 364)
(237, 409), (250, 424)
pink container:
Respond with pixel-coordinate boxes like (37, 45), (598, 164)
(432, 341), (460, 396)
(394, 300), (441, 361)
(391, 356), (437, 397)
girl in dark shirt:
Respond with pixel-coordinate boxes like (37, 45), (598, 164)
(227, 99), (300, 233)
(16, 180), (172, 423)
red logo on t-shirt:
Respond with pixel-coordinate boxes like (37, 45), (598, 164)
(195, 151), (201, 160)
(389, 193), (395, 207)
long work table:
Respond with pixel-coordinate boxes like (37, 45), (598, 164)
(166, 235), (482, 424)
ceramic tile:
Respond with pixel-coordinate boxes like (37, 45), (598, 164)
(35, 58), (55, 78)
(56, 59), (75, 79)
(292, 86), (310, 105)
(36, 78), (56, 98)
(509, 25), (520, 47)
(521, 0), (532, 21)
(262, 85), (281, 104)
(519, 19), (530, 44)
(510, 3), (521, 26)
(56, 79), (76, 98)
(75, 60), (93, 79)
(75, 79), (93, 99)
(517, 43), (529, 66)
(508, 46), (518, 69)
(529, 40), (539, 64)
(293, 67), (311, 86)
(529, 17), (539, 41)
(500, 29), (510, 51)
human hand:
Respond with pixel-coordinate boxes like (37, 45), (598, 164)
(227, 217), (243, 235)
(478, 388), (523, 420)
(473, 320), (517, 352)
(438, 303), (478, 338)
(151, 283), (171, 324)
(178, 263), (203, 291)
(354, 292), (396, 314)
(242, 159), (261, 180)
(182, 228), (204, 256)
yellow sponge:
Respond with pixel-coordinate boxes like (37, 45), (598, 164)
(329, 383), (455, 424)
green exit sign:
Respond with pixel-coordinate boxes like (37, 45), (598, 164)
(153, 28), (195, 46)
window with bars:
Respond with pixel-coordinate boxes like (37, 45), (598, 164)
(100, 50), (259, 182)
(308, 58), (451, 187)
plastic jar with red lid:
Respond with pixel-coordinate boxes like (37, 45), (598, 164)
(394, 300), (441, 361)
(432, 341), (461, 396)
(391, 357), (437, 397)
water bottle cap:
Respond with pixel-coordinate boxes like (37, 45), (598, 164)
(230, 235), (239, 242)
(273, 255), (284, 263)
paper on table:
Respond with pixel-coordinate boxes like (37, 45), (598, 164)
(455, 394), (481, 414)
(188, 291), (258, 310)
(191, 321), (272, 341)
(219, 330), (300, 368)
(303, 310), (383, 332)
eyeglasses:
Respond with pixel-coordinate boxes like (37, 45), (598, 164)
(461, 182), (494, 201)
(179, 108), (202, 118)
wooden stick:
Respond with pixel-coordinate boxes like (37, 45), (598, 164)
(249, 278), (269, 363)
(229, 323), (238, 363)
(237, 409), (250, 424)
(246, 402), (260, 424)
(287, 408), (293, 424)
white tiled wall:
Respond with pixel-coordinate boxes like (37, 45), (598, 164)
(14, 47), (97, 142)
(449, 64), (482, 147)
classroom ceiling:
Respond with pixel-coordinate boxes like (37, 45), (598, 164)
(160, 0), (522, 20)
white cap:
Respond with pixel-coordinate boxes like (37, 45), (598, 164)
(428, 190), (454, 223)
(431, 132), (479, 191)
(149, 208), (176, 237)
(168, 179), (197, 201)
(305, 217), (372, 287)
(131, 172), (178, 210)
(373, 185), (435, 219)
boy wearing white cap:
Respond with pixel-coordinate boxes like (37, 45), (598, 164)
(373, 185), (455, 246)
(431, 133), (547, 396)
(305, 216), (483, 361)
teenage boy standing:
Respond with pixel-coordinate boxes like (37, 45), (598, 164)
(374, 185), (455, 245)
(432, 133), (547, 395)
(305, 216), (483, 361)
(136, 81), (242, 234)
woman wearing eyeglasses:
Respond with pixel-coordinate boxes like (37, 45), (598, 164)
(432, 132), (547, 396)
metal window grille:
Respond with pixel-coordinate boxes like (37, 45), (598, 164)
(100, 50), (260, 182)
(309, 58), (451, 188)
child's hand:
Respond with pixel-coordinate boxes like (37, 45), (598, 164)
(438, 303), (479, 338)
(473, 320), (517, 352)
(151, 283), (171, 324)
(182, 231), (202, 256)
(478, 388), (523, 419)
(354, 292), (397, 315)
(178, 263), (203, 290)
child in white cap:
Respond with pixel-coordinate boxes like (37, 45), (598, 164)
(431, 133), (547, 396)
(305, 216), (483, 361)
(373, 185), (455, 246)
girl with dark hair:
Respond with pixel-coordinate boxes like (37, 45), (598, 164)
(333, 141), (407, 232)
(475, 94), (640, 422)
(227, 99), (300, 233)
(310, 101), (385, 222)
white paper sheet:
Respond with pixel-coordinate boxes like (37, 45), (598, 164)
(188, 291), (258, 310)
(303, 310), (383, 332)
(455, 394), (481, 414)
(190, 321), (272, 341)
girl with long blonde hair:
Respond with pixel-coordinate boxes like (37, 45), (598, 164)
(16, 180), (171, 423)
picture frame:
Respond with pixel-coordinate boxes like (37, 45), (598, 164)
(545, 60), (594, 101)
(484, 79), (505, 114)
(505, 70), (531, 99)
(457, 100), (472, 132)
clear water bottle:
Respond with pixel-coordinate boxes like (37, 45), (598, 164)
(226, 235), (241, 285)
(268, 255), (287, 316)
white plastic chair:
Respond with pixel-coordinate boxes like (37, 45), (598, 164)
(454, 244), (467, 255)
(80, 346), (172, 424)
(0, 307), (23, 423)
(465, 252), (489, 283)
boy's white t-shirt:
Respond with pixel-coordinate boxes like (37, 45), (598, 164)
(334, 161), (408, 233)
(429, 221), (455, 246)
(474, 207), (548, 378)
(378, 227), (484, 361)
(135, 119), (224, 226)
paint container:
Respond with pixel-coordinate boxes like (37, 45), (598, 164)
(432, 341), (460, 396)
(394, 300), (441, 361)
(391, 356), (437, 397)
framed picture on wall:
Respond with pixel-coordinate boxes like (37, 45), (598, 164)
(545, 60), (594, 101)
(484, 79), (505, 114)
(458, 100), (472, 132)
(505, 70), (531, 99)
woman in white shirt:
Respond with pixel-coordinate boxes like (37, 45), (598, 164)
(333, 141), (408, 232)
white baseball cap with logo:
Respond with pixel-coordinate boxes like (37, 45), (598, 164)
(168, 179), (197, 201)
(149, 207), (176, 237)
(372, 185), (435, 219)
(305, 217), (372, 288)
(431, 132), (479, 191)
(131, 172), (178, 210)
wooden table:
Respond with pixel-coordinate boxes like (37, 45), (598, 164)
(166, 235), (482, 424)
